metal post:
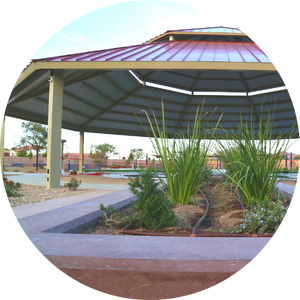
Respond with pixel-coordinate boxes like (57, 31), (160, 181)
(290, 152), (292, 170)
(61, 139), (66, 175)
(285, 154), (288, 169)
(79, 130), (84, 172)
(46, 70), (64, 188)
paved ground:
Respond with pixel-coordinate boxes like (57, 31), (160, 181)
(6, 171), (296, 193)
(5, 173), (130, 190)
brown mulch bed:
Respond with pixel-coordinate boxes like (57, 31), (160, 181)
(84, 177), (244, 235)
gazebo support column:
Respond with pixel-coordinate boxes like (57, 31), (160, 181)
(46, 70), (64, 189)
(0, 116), (5, 175)
(78, 130), (84, 173)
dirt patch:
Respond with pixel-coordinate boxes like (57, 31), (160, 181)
(4, 167), (46, 173)
(60, 175), (131, 185)
(84, 177), (244, 235)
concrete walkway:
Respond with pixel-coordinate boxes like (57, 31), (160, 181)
(276, 181), (296, 198)
(5, 173), (129, 190)
(12, 190), (117, 219)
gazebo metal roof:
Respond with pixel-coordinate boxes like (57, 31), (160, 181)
(6, 26), (298, 138)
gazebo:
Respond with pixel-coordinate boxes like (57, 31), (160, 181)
(4, 26), (298, 188)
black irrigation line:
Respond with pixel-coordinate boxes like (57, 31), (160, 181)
(191, 188), (209, 235)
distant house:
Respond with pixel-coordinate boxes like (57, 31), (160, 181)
(10, 145), (34, 157)
(4, 148), (10, 156)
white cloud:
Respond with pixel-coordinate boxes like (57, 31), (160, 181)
(57, 32), (87, 45)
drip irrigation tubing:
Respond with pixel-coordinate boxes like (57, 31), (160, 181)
(120, 186), (274, 237)
(191, 188), (209, 235)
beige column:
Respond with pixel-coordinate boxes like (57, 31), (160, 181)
(78, 129), (84, 172)
(0, 116), (4, 175)
(46, 70), (64, 188)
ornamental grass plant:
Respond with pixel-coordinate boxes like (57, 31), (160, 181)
(216, 107), (297, 208)
(136, 101), (222, 205)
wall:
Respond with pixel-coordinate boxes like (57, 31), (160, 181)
(4, 156), (299, 170)
(4, 156), (47, 164)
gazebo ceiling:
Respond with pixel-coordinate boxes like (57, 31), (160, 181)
(6, 26), (298, 138)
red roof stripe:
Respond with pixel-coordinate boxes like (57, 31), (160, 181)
(167, 41), (195, 61)
(92, 45), (140, 61)
(227, 43), (245, 62)
(184, 42), (208, 61)
(156, 42), (190, 61)
(32, 41), (270, 64)
(200, 42), (217, 61)
(121, 43), (164, 61)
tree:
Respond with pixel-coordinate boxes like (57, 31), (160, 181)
(64, 149), (70, 160)
(28, 151), (33, 161)
(130, 148), (145, 167)
(89, 143), (119, 170)
(16, 149), (28, 157)
(15, 122), (47, 171)
(125, 151), (134, 167)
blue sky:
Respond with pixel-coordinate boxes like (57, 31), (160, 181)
(5, 0), (300, 158)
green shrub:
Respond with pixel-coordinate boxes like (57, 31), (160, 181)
(228, 200), (287, 234)
(13, 170), (20, 172)
(17, 150), (28, 157)
(128, 165), (177, 230)
(63, 177), (82, 190)
(99, 204), (129, 228)
(4, 179), (21, 197)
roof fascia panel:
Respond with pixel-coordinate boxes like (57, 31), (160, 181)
(145, 31), (247, 43)
(29, 61), (276, 72)
(14, 63), (42, 88)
